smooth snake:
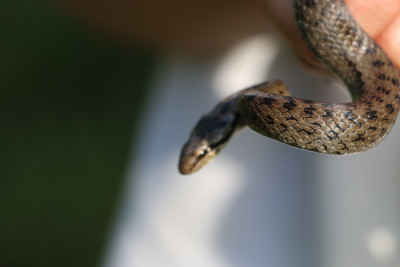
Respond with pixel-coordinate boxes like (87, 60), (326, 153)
(179, 0), (400, 174)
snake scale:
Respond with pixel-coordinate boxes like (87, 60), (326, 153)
(179, 0), (400, 174)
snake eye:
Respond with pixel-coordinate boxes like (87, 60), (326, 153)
(198, 147), (211, 160)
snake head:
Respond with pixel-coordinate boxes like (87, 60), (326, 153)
(178, 136), (222, 175)
(178, 100), (240, 174)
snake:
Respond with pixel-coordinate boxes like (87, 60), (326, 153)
(178, 0), (400, 175)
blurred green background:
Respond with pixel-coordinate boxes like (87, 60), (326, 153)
(0, 0), (155, 266)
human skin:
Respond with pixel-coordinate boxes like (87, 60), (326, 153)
(60, 0), (400, 68)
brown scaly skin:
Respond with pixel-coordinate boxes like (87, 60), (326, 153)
(179, 0), (400, 174)
(179, 81), (290, 174)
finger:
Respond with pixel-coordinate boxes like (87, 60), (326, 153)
(345, 0), (400, 68)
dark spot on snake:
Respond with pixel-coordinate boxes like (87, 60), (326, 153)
(323, 110), (334, 119)
(380, 128), (388, 136)
(372, 60), (385, 67)
(343, 110), (354, 117)
(322, 144), (328, 151)
(299, 129), (314, 135)
(311, 121), (322, 128)
(259, 96), (275, 106)
(385, 104), (395, 114)
(286, 115), (298, 122)
(283, 100), (297, 111)
(353, 134), (365, 142)
(378, 73), (386, 80)
(377, 86), (382, 92)
(365, 48), (376, 55)
(305, 0), (316, 8)
(334, 122), (345, 131)
(304, 106), (316, 116)
(264, 115), (275, 125)
(391, 78), (400, 87)
(366, 110), (378, 120)
(385, 90), (390, 95)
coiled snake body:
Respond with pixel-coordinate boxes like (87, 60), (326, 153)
(179, 0), (400, 174)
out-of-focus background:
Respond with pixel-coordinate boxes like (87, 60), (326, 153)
(3, 1), (400, 267)
(1, 0), (154, 266)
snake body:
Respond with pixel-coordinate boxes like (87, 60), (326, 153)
(179, 0), (400, 174)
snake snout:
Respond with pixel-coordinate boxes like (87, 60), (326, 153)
(178, 138), (217, 174)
